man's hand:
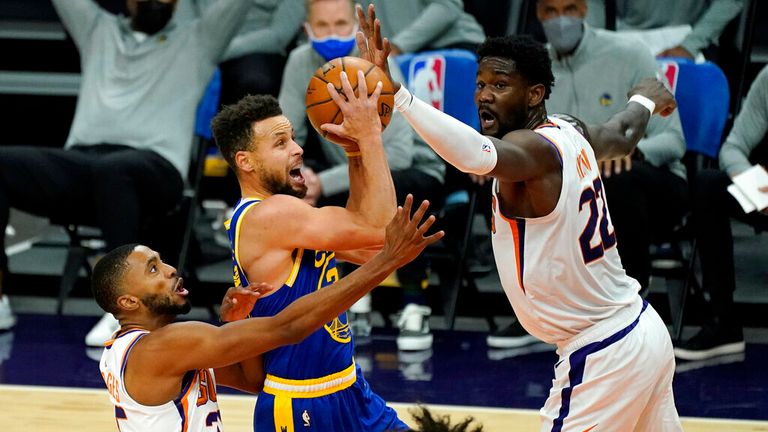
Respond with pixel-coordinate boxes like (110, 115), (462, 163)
(302, 167), (321, 206)
(380, 195), (444, 267)
(600, 154), (632, 178)
(320, 70), (383, 145)
(657, 46), (694, 60)
(628, 77), (677, 117)
(469, 174), (492, 186)
(355, 4), (398, 90)
(220, 283), (274, 323)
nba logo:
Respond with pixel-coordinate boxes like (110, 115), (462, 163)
(659, 61), (679, 95)
(409, 54), (446, 111)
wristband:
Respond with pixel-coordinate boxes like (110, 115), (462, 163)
(345, 151), (361, 157)
(628, 94), (655, 116)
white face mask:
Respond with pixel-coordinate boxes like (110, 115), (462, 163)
(541, 16), (584, 55)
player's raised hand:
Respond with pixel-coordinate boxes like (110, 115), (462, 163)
(356, 4), (398, 89)
(320, 70), (383, 144)
(380, 195), (444, 267)
(220, 282), (274, 323)
(628, 77), (677, 117)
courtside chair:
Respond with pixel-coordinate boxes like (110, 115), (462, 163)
(52, 69), (221, 314)
(655, 58), (730, 341)
(395, 49), (493, 329)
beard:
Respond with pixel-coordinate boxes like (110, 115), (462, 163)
(261, 170), (307, 199)
(497, 104), (530, 137)
(142, 292), (191, 316)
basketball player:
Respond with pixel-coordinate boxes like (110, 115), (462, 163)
(210, 75), (410, 429)
(94, 193), (441, 432)
(343, 5), (683, 431)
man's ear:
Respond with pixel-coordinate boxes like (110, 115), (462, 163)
(117, 294), (140, 312)
(235, 150), (257, 173)
(528, 83), (546, 108)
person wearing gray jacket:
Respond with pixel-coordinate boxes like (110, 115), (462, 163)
(675, 65), (768, 361)
(0, 0), (253, 340)
(278, 0), (446, 351)
(365, 0), (485, 55)
(488, 0), (687, 348)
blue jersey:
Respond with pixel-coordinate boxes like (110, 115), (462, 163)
(226, 198), (407, 432)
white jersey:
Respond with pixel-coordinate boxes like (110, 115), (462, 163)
(491, 116), (641, 346)
(99, 329), (223, 432)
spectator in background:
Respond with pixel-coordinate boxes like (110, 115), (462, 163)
(0, 0), (252, 342)
(487, 0), (688, 348)
(675, 65), (768, 361)
(278, 0), (446, 352)
(586, 0), (743, 59)
(174, 0), (305, 103)
(365, 0), (485, 55)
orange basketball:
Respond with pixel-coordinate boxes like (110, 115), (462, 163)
(305, 56), (395, 138)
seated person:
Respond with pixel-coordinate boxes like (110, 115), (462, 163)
(366, 0), (486, 55)
(675, 65), (768, 361)
(278, 0), (446, 351)
(0, 0), (253, 341)
(586, 0), (743, 59)
(487, 0), (687, 348)
(174, 0), (306, 102)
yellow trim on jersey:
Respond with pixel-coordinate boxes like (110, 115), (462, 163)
(285, 248), (304, 287)
(233, 202), (260, 267)
(263, 361), (357, 398)
(273, 395), (294, 432)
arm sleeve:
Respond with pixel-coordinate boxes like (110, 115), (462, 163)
(390, 0), (462, 53)
(720, 66), (768, 176)
(197, 0), (255, 63)
(681, 0), (743, 55)
(222, 0), (305, 60)
(395, 86), (497, 175)
(51, 0), (102, 50)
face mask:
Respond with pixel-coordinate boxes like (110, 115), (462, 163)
(541, 16), (584, 55)
(132, 0), (174, 35)
(306, 24), (358, 62)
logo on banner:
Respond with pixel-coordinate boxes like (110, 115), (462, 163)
(659, 61), (679, 94)
(409, 55), (446, 111)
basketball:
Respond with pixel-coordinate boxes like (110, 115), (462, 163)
(305, 56), (395, 139)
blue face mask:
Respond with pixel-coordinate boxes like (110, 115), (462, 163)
(306, 24), (357, 62)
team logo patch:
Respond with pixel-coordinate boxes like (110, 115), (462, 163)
(599, 93), (613, 106)
(409, 54), (446, 110)
(659, 61), (680, 94)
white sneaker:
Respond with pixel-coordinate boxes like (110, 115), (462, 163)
(85, 313), (120, 347)
(0, 296), (17, 330)
(396, 303), (433, 351)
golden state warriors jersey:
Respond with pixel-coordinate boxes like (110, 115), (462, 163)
(99, 329), (222, 432)
(491, 116), (641, 346)
(225, 198), (407, 432)
(226, 198), (353, 379)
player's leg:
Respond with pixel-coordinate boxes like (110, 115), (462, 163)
(634, 306), (682, 432)
(540, 302), (680, 431)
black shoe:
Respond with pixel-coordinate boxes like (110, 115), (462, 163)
(486, 320), (537, 348)
(674, 325), (745, 361)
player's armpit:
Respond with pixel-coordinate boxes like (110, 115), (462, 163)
(242, 194), (385, 252)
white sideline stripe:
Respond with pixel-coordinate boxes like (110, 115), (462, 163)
(1, 384), (768, 426)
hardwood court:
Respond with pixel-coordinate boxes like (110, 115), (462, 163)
(2, 385), (767, 431)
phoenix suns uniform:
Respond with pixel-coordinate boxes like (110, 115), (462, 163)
(99, 329), (223, 432)
(491, 116), (681, 431)
(226, 198), (407, 432)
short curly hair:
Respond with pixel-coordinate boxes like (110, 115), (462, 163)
(211, 94), (283, 171)
(92, 243), (139, 315)
(476, 35), (555, 100)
